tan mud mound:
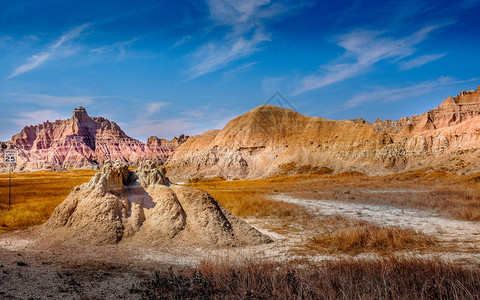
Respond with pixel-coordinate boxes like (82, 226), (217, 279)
(42, 161), (271, 247)
(167, 87), (480, 180)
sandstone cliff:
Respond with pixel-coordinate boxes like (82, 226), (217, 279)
(145, 134), (189, 160)
(166, 87), (480, 180)
(0, 107), (188, 172)
(372, 86), (480, 134)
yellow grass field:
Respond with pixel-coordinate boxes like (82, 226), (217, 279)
(0, 169), (97, 232)
(188, 175), (440, 254)
(188, 170), (480, 221)
(1, 169), (474, 254)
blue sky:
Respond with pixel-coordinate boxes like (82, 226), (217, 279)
(1, 0), (479, 141)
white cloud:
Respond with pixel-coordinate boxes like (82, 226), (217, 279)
(90, 37), (140, 59)
(145, 102), (169, 117)
(345, 77), (478, 109)
(127, 118), (200, 141)
(261, 76), (287, 94)
(7, 23), (90, 79)
(8, 93), (108, 107)
(171, 35), (191, 48)
(125, 104), (241, 140)
(293, 24), (451, 95)
(186, 0), (291, 79)
(462, 0), (480, 7)
(214, 114), (237, 129)
(398, 53), (446, 70)
(187, 30), (269, 79)
(9, 110), (67, 127)
(25, 35), (39, 40)
(223, 61), (258, 78)
(8, 53), (51, 79)
(52, 24), (90, 49)
(181, 105), (211, 118)
(207, 0), (287, 33)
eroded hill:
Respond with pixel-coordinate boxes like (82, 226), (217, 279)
(0, 107), (188, 171)
(166, 87), (480, 180)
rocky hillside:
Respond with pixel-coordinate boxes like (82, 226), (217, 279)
(0, 107), (188, 171)
(371, 87), (480, 134)
(166, 87), (480, 180)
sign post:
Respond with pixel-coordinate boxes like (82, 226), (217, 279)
(4, 149), (17, 206)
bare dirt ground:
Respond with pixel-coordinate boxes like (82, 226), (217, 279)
(0, 229), (211, 299)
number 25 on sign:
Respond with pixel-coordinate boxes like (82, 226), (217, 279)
(4, 149), (17, 164)
(4, 149), (17, 206)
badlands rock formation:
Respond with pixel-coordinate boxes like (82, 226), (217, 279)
(42, 161), (271, 247)
(166, 87), (480, 180)
(146, 134), (189, 159)
(372, 87), (480, 134)
(0, 107), (188, 172)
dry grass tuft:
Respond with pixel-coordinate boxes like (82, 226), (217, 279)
(136, 257), (480, 299)
(187, 176), (226, 184)
(279, 161), (333, 175)
(0, 169), (96, 232)
(307, 224), (436, 254)
(195, 189), (306, 218)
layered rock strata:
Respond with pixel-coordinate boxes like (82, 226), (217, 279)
(0, 107), (188, 172)
(166, 87), (480, 180)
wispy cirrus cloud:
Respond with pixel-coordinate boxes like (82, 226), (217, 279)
(8, 110), (67, 127)
(145, 102), (169, 118)
(186, 0), (295, 80)
(171, 35), (191, 48)
(7, 93), (109, 107)
(223, 61), (259, 79)
(187, 30), (269, 79)
(90, 37), (140, 60)
(127, 105), (237, 141)
(293, 23), (452, 95)
(7, 23), (90, 79)
(261, 76), (287, 94)
(345, 77), (478, 109)
(127, 118), (200, 141)
(207, 0), (287, 33)
(462, 0), (480, 8)
(399, 53), (447, 70)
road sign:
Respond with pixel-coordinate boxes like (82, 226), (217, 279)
(4, 149), (17, 164)
(3, 149), (16, 207)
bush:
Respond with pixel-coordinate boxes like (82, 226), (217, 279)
(279, 162), (333, 175)
(188, 176), (226, 184)
(307, 224), (436, 254)
(279, 162), (297, 174)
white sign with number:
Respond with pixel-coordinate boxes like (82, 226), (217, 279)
(4, 149), (17, 164)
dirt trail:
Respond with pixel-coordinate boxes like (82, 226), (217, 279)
(273, 194), (480, 254)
